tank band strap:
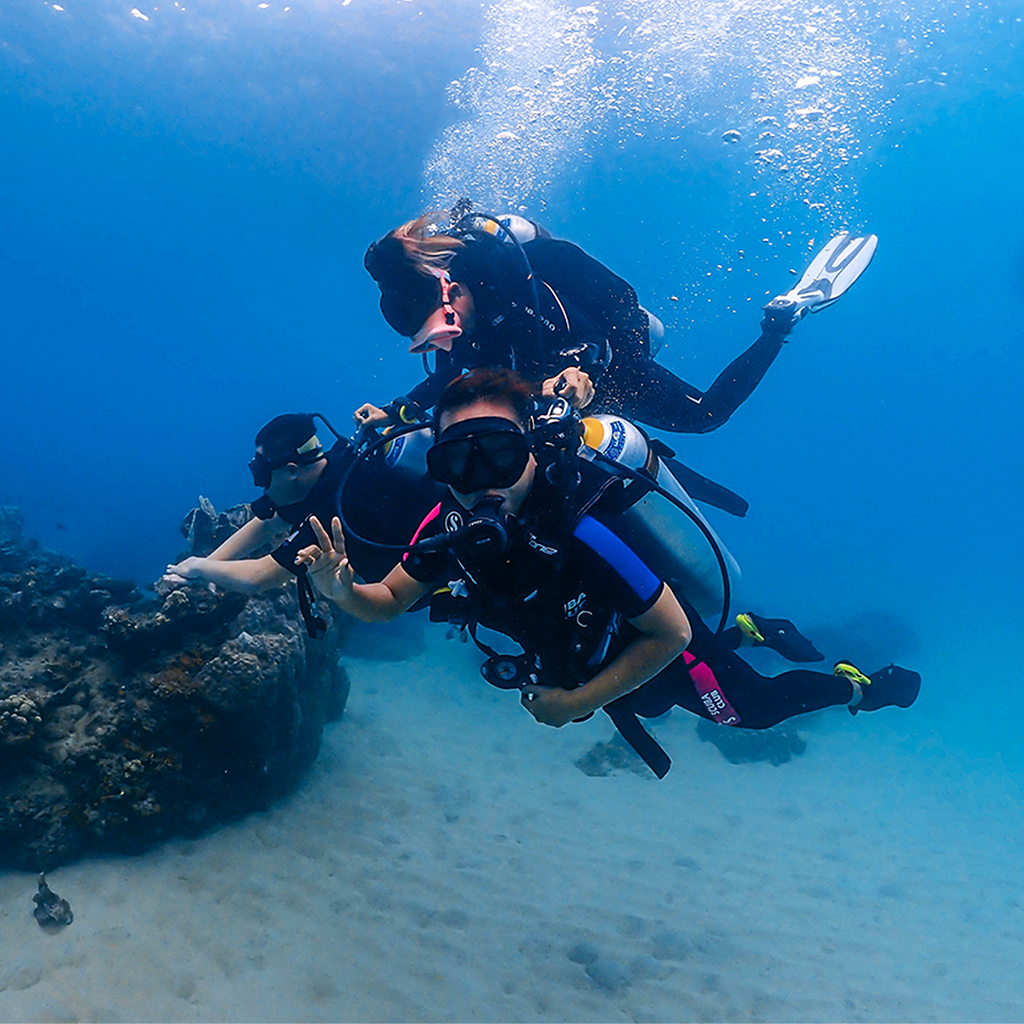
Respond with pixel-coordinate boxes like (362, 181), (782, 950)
(603, 699), (672, 779)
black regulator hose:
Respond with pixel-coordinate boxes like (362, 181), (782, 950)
(335, 421), (437, 554)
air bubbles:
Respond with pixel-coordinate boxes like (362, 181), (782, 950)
(425, 0), (601, 209)
(425, 0), (923, 218)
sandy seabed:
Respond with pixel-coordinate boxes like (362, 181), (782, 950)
(1, 618), (1022, 1024)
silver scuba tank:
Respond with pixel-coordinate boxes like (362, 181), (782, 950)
(470, 213), (540, 245)
(580, 415), (741, 621)
(380, 424), (434, 482)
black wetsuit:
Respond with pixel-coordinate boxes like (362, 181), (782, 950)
(404, 234), (787, 434)
(402, 468), (853, 775)
(268, 442), (354, 571)
(269, 441), (443, 584)
(624, 611), (852, 730)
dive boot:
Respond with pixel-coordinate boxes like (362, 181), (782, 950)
(838, 662), (921, 715)
(762, 232), (878, 333)
(737, 613), (824, 662)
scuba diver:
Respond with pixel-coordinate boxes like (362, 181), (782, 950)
(356, 203), (877, 439)
(297, 368), (920, 778)
(164, 412), (442, 636)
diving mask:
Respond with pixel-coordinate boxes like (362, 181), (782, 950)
(426, 417), (530, 494)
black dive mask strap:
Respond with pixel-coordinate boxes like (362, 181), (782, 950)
(295, 566), (328, 640)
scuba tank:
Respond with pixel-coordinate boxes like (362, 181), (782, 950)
(579, 415), (740, 622)
(467, 213), (542, 245)
(445, 199), (543, 246)
(379, 422), (434, 478)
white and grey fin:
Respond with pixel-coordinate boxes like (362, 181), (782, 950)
(763, 232), (878, 323)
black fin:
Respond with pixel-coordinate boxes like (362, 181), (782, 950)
(662, 456), (749, 518)
(749, 614), (824, 662)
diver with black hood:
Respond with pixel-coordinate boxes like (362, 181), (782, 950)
(167, 413), (353, 597)
(165, 412), (442, 636)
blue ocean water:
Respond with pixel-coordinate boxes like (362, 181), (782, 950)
(1, 0), (1023, 1004)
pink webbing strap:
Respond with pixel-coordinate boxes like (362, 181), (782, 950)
(684, 650), (741, 726)
(402, 502), (442, 562)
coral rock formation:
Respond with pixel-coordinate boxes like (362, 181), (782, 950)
(0, 507), (349, 870)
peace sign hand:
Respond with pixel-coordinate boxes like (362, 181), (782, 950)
(295, 516), (356, 607)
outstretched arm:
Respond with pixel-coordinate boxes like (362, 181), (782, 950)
(405, 353), (459, 412)
(164, 517), (292, 594)
(522, 586), (691, 727)
(207, 516), (288, 561)
(164, 552), (291, 595)
(354, 354), (459, 427)
(296, 516), (429, 622)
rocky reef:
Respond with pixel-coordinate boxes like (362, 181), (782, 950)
(0, 505), (349, 870)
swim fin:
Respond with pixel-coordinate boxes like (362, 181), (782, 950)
(661, 455), (749, 518)
(846, 663), (922, 715)
(737, 613), (824, 662)
(763, 232), (878, 325)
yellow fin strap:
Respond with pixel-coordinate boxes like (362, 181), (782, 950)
(833, 661), (871, 688)
(736, 613), (765, 643)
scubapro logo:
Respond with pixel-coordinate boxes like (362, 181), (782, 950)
(605, 420), (626, 460)
(384, 435), (404, 468)
(445, 510), (464, 534)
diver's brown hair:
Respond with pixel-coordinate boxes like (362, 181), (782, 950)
(433, 368), (536, 433)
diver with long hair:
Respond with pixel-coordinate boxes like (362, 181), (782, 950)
(356, 206), (876, 437)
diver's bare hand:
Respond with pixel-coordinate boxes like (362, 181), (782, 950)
(519, 684), (591, 728)
(160, 571), (191, 589)
(166, 556), (206, 579)
(161, 561), (216, 594)
(353, 403), (391, 427)
(542, 368), (594, 409)
(295, 516), (355, 604)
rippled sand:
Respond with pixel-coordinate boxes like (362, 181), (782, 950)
(1, 622), (1019, 1023)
